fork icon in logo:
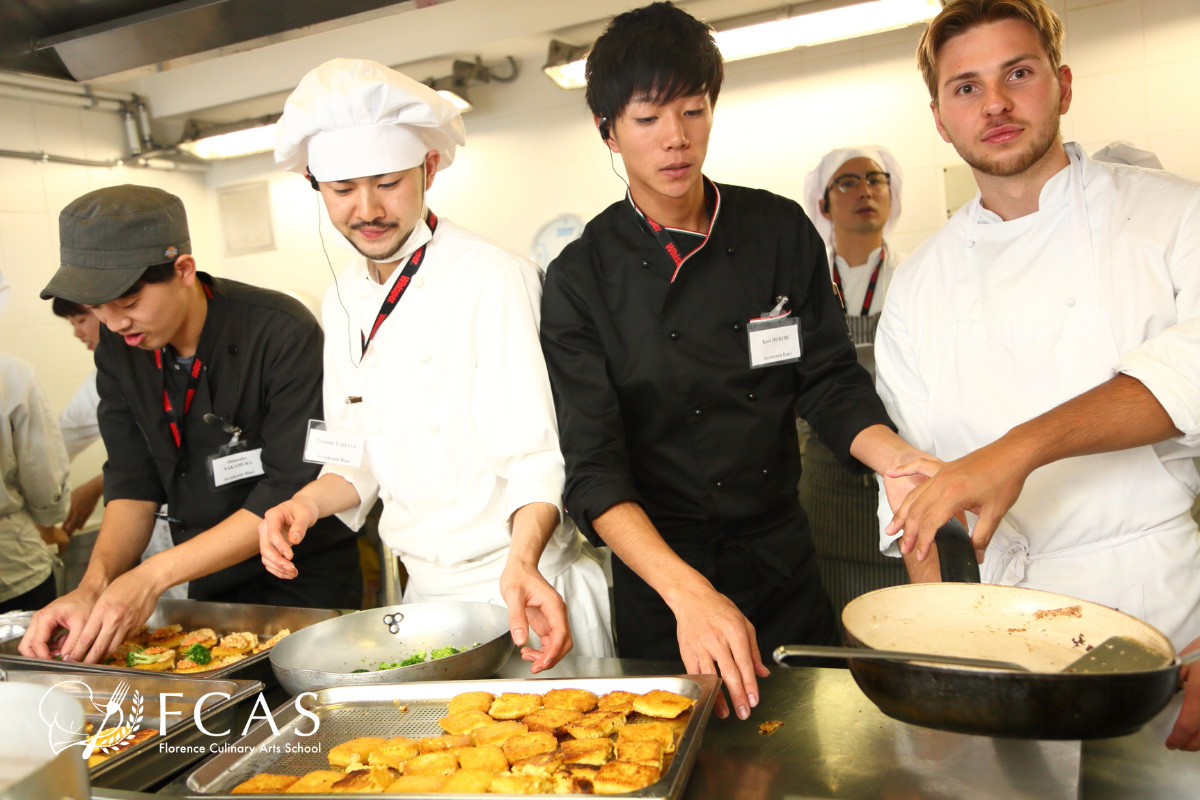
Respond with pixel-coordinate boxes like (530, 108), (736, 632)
(81, 681), (129, 760)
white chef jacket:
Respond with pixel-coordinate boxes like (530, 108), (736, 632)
(59, 369), (100, 460)
(875, 143), (1200, 648)
(830, 242), (904, 318)
(0, 354), (69, 603)
(320, 215), (614, 656)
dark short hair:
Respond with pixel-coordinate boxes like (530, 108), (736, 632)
(52, 297), (88, 318)
(585, 1), (724, 123)
(116, 261), (178, 299)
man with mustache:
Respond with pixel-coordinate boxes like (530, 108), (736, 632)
(875, 0), (1200, 750)
(24, 185), (362, 663)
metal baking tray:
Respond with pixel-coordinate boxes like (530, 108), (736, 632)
(181, 675), (720, 798)
(0, 656), (262, 791)
(0, 599), (338, 688)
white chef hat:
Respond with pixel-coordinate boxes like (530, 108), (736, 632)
(802, 145), (903, 251)
(275, 58), (466, 182)
(1091, 141), (1164, 170)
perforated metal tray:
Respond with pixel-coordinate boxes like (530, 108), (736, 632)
(181, 675), (720, 797)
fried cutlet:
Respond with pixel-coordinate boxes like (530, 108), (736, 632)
(501, 731), (558, 763)
(86, 728), (156, 766)
(328, 736), (388, 767)
(543, 688), (598, 714)
(597, 690), (638, 715)
(385, 774), (448, 793)
(617, 740), (665, 770)
(457, 745), (508, 772)
(231, 773), (300, 793)
(448, 691), (495, 715)
(560, 737), (612, 766)
(632, 690), (695, 719)
(488, 692), (543, 720)
(285, 771), (345, 793)
(330, 766), (397, 792)
(439, 769), (495, 793)
(212, 632), (258, 658)
(417, 734), (472, 754)
(366, 737), (419, 769)
(564, 711), (626, 739)
(176, 628), (218, 651)
(402, 751), (459, 777)
(489, 773), (551, 794)
(523, 707), (583, 735)
(592, 760), (662, 794)
(510, 751), (562, 779)
(129, 646), (176, 671)
(148, 624), (186, 648)
(553, 764), (601, 794)
(617, 721), (676, 753)
(438, 710), (494, 736)
(471, 720), (527, 747)
(252, 629), (291, 653)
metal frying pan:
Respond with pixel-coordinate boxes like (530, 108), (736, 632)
(777, 520), (1188, 739)
(270, 602), (512, 695)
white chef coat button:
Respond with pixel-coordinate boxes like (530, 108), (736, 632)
(418, 350), (432, 363)
(1066, 297), (1076, 307)
(965, 240), (975, 248)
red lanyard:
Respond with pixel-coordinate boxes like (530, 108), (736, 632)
(155, 283), (212, 451)
(831, 245), (886, 317)
(631, 180), (719, 283)
(361, 210), (437, 357)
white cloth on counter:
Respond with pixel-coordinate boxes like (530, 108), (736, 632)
(0, 354), (69, 603)
(875, 142), (1200, 648)
(319, 216), (615, 656)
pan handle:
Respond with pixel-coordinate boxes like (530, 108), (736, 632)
(935, 517), (981, 583)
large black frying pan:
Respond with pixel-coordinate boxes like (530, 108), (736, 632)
(778, 519), (1188, 739)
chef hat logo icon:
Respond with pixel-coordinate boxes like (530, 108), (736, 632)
(39, 680), (144, 760)
(164, 246), (178, 259)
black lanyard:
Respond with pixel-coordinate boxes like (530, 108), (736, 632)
(155, 283), (213, 451)
(361, 210), (437, 357)
(831, 245), (886, 317)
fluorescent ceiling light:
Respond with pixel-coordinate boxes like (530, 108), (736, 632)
(543, 0), (939, 89)
(436, 88), (473, 112)
(543, 39), (589, 90)
(179, 123), (277, 160)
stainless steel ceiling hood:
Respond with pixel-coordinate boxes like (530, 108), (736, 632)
(5, 0), (447, 81)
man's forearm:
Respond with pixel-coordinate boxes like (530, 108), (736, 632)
(296, 473), (362, 518)
(592, 502), (711, 611)
(509, 502), (560, 567)
(849, 424), (922, 475)
(136, 508), (264, 594)
(79, 499), (157, 593)
(1001, 374), (1179, 473)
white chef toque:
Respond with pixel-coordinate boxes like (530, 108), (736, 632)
(275, 58), (466, 183)
(802, 145), (903, 252)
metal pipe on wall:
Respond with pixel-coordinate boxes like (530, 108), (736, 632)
(0, 147), (208, 173)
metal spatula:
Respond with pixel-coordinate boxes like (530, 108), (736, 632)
(1061, 636), (1172, 674)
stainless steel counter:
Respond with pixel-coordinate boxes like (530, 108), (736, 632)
(89, 655), (1198, 799)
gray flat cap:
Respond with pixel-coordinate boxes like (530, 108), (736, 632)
(41, 184), (191, 305)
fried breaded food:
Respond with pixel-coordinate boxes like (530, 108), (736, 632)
(758, 720), (785, 735)
(593, 761), (661, 794)
(438, 710), (494, 736)
(252, 629), (291, 653)
(173, 658), (213, 673)
(523, 707), (583, 735)
(502, 731), (558, 763)
(148, 624), (186, 648)
(471, 720), (527, 747)
(86, 728), (156, 766)
(128, 625), (152, 646)
(489, 692), (543, 720)
(403, 751), (459, 777)
(328, 736), (388, 767)
(330, 765), (396, 793)
(511, 751), (562, 779)
(208, 653), (248, 669)
(385, 774), (448, 793)
(564, 710), (626, 739)
(440, 769), (495, 793)
(213, 632), (259, 658)
(617, 721), (675, 753)
(544, 688), (598, 714)
(597, 690), (638, 715)
(632, 689), (695, 719)
(448, 691), (495, 715)
(418, 734), (472, 754)
(285, 771), (345, 793)
(553, 764), (600, 794)
(560, 737), (612, 766)
(176, 628), (218, 651)
(489, 773), (551, 794)
(617, 740), (665, 770)
(457, 744), (508, 773)
(366, 737), (419, 769)
(105, 641), (139, 666)
(129, 646), (176, 671)
(231, 773), (300, 793)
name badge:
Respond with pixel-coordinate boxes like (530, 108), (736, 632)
(747, 296), (802, 368)
(208, 448), (265, 488)
(303, 419), (365, 468)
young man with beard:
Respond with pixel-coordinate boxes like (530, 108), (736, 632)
(262, 59), (614, 670)
(23, 185), (362, 663)
(539, 2), (924, 720)
(875, 0), (1200, 750)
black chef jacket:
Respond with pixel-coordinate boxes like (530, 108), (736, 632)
(541, 181), (894, 657)
(96, 274), (361, 608)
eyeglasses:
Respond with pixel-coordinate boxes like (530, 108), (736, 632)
(829, 171), (891, 194)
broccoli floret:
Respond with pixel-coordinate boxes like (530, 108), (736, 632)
(183, 643), (212, 665)
(124, 646), (145, 667)
(399, 651), (427, 667)
(430, 646), (461, 659)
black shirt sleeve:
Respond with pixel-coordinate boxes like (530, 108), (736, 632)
(789, 208), (894, 472)
(96, 344), (167, 506)
(541, 245), (644, 544)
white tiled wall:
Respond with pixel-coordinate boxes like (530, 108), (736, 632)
(208, 0), (1200, 301)
(0, 98), (214, 506)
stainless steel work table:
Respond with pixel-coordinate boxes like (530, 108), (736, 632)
(94, 655), (1197, 799)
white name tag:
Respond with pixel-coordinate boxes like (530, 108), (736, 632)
(210, 448), (264, 488)
(748, 317), (803, 368)
(303, 420), (365, 468)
